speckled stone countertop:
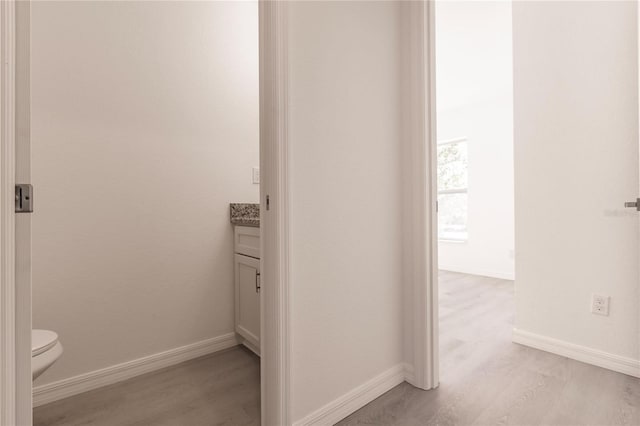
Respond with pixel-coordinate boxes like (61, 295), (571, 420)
(230, 203), (260, 227)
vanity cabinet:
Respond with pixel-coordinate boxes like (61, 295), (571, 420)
(234, 226), (260, 355)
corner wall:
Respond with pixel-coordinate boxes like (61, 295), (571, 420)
(31, 1), (259, 385)
(287, 1), (405, 422)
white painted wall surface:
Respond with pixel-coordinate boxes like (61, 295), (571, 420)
(31, 1), (259, 385)
(288, 1), (404, 421)
(436, 0), (515, 280)
(513, 1), (640, 363)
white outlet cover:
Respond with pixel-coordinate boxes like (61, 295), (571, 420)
(591, 294), (610, 316)
(252, 167), (260, 184)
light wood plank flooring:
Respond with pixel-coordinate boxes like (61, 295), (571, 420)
(337, 271), (640, 426)
(33, 346), (260, 426)
(35, 271), (640, 425)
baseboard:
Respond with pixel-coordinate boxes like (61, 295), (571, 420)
(293, 364), (405, 426)
(240, 339), (260, 357)
(33, 332), (239, 407)
(403, 363), (415, 384)
(512, 328), (640, 378)
(439, 265), (514, 281)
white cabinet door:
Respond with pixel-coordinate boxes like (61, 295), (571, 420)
(235, 254), (260, 353)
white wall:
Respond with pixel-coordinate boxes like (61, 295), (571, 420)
(288, 1), (404, 421)
(436, 0), (515, 280)
(513, 1), (640, 365)
(31, 1), (259, 385)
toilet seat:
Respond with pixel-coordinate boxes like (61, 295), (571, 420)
(32, 329), (59, 357)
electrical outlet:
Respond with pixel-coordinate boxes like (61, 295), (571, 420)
(591, 294), (610, 316)
(252, 167), (260, 184)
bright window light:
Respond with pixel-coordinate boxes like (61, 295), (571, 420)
(437, 137), (468, 241)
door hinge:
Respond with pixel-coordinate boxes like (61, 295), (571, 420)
(15, 184), (33, 213)
(256, 272), (261, 293)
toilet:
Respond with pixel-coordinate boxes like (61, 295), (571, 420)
(32, 329), (63, 380)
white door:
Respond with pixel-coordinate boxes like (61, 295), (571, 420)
(512, 1), (640, 374)
(235, 254), (260, 351)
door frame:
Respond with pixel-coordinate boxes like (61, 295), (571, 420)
(259, 1), (292, 424)
(402, 0), (439, 391)
(1, 0), (18, 423)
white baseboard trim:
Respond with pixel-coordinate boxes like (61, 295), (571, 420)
(403, 363), (415, 385)
(512, 328), (640, 378)
(293, 364), (405, 426)
(33, 332), (239, 407)
(240, 339), (260, 357)
(439, 265), (515, 281)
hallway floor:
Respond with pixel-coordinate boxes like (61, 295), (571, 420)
(338, 271), (640, 425)
(34, 271), (639, 425)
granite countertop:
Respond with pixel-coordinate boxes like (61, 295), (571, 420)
(230, 203), (260, 227)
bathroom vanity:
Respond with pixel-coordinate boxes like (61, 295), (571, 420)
(230, 204), (260, 355)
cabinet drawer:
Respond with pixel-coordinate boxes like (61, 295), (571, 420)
(234, 226), (260, 258)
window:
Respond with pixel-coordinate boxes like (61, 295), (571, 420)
(437, 137), (468, 241)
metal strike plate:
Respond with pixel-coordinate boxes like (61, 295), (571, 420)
(15, 184), (33, 213)
(624, 198), (640, 211)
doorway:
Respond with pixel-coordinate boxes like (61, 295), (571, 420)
(29, 1), (261, 424)
(2, 1), (292, 424)
(428, 0), (640, 390)
(434, 0), (516, 385)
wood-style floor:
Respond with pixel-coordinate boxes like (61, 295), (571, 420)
(34, 271), (640, 426)
(338, 271), (640, 426)
(33, 346), (260, 426)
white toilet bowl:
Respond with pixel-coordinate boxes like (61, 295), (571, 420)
(32, 329), (63, 380)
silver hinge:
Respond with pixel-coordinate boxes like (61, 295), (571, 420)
(15, 184), (33, 213)
(624, 198), (640, 211)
